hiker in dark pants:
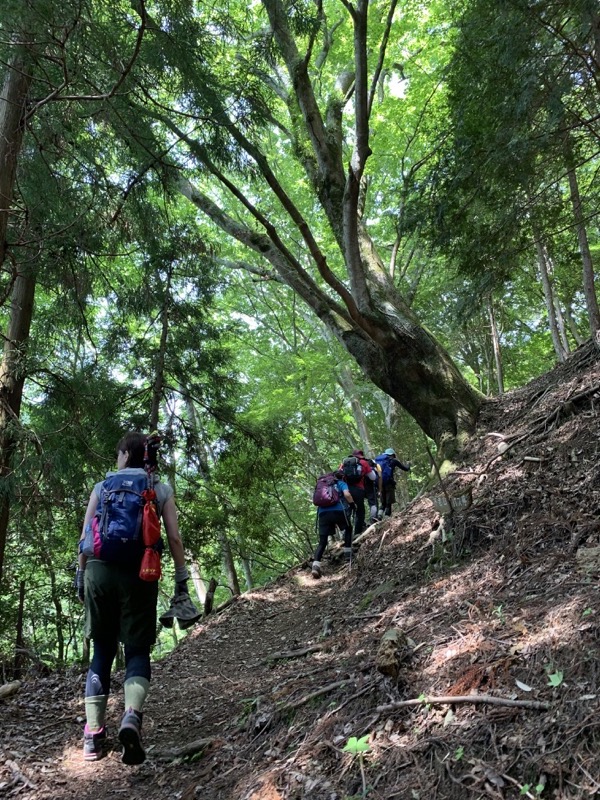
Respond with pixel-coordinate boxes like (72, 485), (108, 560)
(77, 432), (192, 765)
(312, 471), (355, 578)
(376, 448), (411, 517)
(364, 457), (382, 523)
(342, 449), (377, 536)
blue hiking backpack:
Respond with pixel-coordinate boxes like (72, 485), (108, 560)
(83, 472), (149, 564)
(375, 454), (393, 483)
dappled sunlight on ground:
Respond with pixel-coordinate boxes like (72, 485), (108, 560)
(2, 342), (600, 799)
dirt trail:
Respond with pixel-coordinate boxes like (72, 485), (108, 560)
(2, 340), (600, 799)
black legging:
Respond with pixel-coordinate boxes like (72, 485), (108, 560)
(85, 639), (151, 697)
(314, 508), (353, 561)
(348, 485), (366, 535)
(382, 481), (396, 516)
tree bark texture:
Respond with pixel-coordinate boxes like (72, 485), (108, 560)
(533, 231), (567, 363)
(487, 297), (504, 396)
(564, 136), (600, 335)
(219, 530), (241, 596)
(0, 56), (34, 585)
(159, 0), (483, 459)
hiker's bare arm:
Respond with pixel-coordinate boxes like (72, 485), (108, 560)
(162, 495), (186, 569)
(343, 489), (354, 504)
(79, 491), (98, 569)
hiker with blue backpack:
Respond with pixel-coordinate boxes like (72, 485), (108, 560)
(375, 448), (411, 517)
(76, 431), (200, 765)
(311, 468), (356, 578)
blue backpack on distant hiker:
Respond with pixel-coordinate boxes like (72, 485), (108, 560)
(375, 454), (393, 483)
(312, 473), (341, 508)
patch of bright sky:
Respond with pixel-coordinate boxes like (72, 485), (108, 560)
(388, 73), (409, 99)
(231, 311), (259, 330)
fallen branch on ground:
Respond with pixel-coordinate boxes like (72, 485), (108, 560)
(155, 736), (216, 760)
(376, 694), (549, 712)
(266, 643), (324, 662)
(279, 679), (351, 711)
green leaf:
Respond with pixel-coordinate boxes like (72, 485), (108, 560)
(547, 670), (563, 687)
(342, 735), (371, 755)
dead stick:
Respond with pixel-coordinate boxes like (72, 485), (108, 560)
(155, 736), (215, 760)
(377, 694), (549, 712)
(280, 679), (351, 711)
(6, 760), (37, 790)
(267, 644), (324, 662)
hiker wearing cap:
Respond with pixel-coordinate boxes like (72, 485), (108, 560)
(340, 449), (377, 536)
(374, 448), (411, 517)
(76, 431), (198, 765)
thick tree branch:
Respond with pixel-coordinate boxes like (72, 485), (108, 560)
(367, 0), (399, 118)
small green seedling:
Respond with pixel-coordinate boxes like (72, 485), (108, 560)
(454, 746), (464, 761)
(343, 735), (371, 756)
(547, 670), (563, 687)
(520, 783), (545, 796)
(343, 735), (371, 797)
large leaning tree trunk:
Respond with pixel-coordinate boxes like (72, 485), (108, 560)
(0, 55), (34, 586)
(132, 0), (482, 460)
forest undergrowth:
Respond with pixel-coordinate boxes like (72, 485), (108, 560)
(1, 339), (600, 799)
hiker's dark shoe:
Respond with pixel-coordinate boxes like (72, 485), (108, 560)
(118, 708), (145, 765)
(311, 561), (322, 579)
(83, 725), (107, 762)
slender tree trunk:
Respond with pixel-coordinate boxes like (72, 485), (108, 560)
(487, 296), (504, 396)
(553, 296), (570, 355)
(0, 57), (34, 586)
(190, 559), (207, 604)
(563, 136), (600, 335)
(150, 271), (172, 430)
(240, 555), (253, 590)
(563, 303), (585, 346)
(533, 233), (567, 362)
(219, 530), (241, 596)
(337, 365), (373, 453)
(46, 558), (65, 665)
(13, 579), (25, 679)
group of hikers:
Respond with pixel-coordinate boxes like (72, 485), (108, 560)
(75, 432), (411, 766)
(311, 448), (411, 579)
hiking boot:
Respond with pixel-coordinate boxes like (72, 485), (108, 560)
(83, 725), (107, 762)
(311, 561), (322, 579)
(118, 708), (145, 765)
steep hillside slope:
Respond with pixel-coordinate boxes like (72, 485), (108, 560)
(1, 339), (600, 800)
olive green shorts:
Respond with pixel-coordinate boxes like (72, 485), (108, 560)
(84, 559), (158, 647)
